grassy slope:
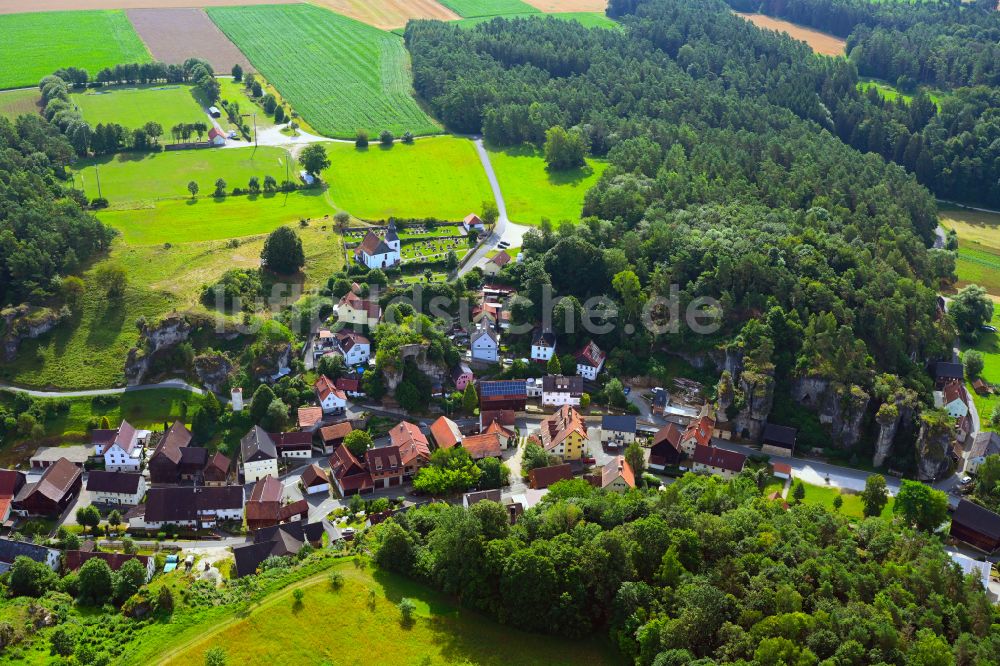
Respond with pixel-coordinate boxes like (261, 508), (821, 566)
(0, 88), (41, 120)
(962, 310), (1000, 433)
(207, 4), (439, 138)
(71, 84), (206, 132)
(157, 561), (620, 666)
(488, 144), (608, 225)
(0, 10), (150, 90)
(323, 137), (493, 220)
(437, 0), (541, 17)
(73, 146), (291, 206)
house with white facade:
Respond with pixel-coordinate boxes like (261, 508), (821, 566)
(0, 538), (60, 572)
(470, 326), (499, 363)
(92, 420), (144, 472)
(967, 432), (1000, 475)
(133, 486), (245, 530)
(86, 471), (146, 506)
(531, 329), (556, 363)
(354, 221), (400, 269)
(600, 415), (637, 447)
(240, 426), (279, 484)
(541, 375), (583, 407)
(315, 375), (348, 414)
(334, 330), (370, 365)
(575, 341), (606, 381)
(336, 291), (382, 328)
(936, 382), (970, 419)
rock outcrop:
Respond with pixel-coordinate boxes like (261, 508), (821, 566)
(872, 388), (919, 468)
(2, 305), (69, 361)
(124, 313), (192, 386)
(194, 352), (235, 393)
(382, 342), (447, 393)
(791, 377), (870, 450)
(251, 343), (292, 382)
(734, 368), (774, 441)
(914, 409), (955, 481)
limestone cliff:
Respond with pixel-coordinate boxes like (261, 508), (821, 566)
(791, 377), (869, 449)
(914, 409), (955, 481)
(2, 304), (69, 361)
(124, 313), (193, 386)
(381, 342), (447, 393)
(872, 388), (919, 468)
(194, 352), (235, 393)
(734, 367), (774, 441)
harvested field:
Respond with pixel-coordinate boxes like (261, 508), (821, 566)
(522, 0), (609, 11)
(0, 0), (294, 13)
(311, 0), (458, 29)
(0, 88), (42, 120)
(126, 8), (251, 72)
(734, 12), (846, 56)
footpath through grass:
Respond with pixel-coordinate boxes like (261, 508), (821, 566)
(488, 144), (607, 225)
(0, 10), (151, 90)
(71, 84), (207, 133)
(208, 4), (440, 138)
(323, 136), (493, 220)
(159, 560), (621, 665)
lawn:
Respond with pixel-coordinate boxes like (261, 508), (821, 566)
(438, 0), (541, 17)
(208, 4), (440, 138)
(487, 144), (608, 225)
(962, 309), (1000, 433)
(0, 10), (151, 90)
(940, 205), (1000, 296)
(794, 480), (895, 520)
(98, 189), (336, 245)
(323, 136), (493, 220)
(955, 243), (1000, 296)
(156, 561), (620, 665)
(0, 88), (41, 120)
(940, 205), (1000, 253)
(72, 146), (291, 207)
(71, 84), (206, 132)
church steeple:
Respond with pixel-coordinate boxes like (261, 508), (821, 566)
(385, 220), (400, 251)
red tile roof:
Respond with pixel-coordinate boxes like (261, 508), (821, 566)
(315, 375), (346, 402)
(335, 377), (361, 393)
(64, 550), (150, 573)
(576, 341), (605, 368)
(355, 230), (393, 258)
(538, 405), (587, 452)
(430, 416), (462, 449)
(301, 464), (328, 488)
(653, 423), (682, 451)
(329, 445), (372, 493)
(682, 416), (714, 447)
(596, 456), (636, 489)
(692, 445), (746, 473)
(297, 406), (323, 429)
(489, 251), (511, 267)
(461, 433), (502, 460)
(338, 292), (381, 319)
(389, 422), (431, 466)
(320, 421), (353, 444)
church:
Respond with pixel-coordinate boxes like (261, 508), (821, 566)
(354, 221), (401, 269)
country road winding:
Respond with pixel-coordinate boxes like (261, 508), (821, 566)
(0, 379), (206, 399)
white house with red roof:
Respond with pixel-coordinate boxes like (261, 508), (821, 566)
(92, 420), (143, 472)
(208, 127), (226, 146)
(315, 376), (347, 414)
(336, 291), (382, 328)
(575, 341), (606, 380)
(354, 221), (400, 269)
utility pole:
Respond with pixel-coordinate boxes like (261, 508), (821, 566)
(94, 163), (103, 200)
(241, 112), (258, 156)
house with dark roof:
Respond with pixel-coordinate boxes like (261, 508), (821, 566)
(232, 521), (326, 578)
(354, 222), (400, 269)
(575, 341), (606, 380)
(245, 475), (308, 531)
(452, 363), (474, 391)
(270, 431), (313, 459)
(148, 421), (194, 484)
(651, 387), (668, 415)
(462, 489), (501, 508)
(588, 456), (636, 492)
(761, 423), (797, 456)
(530, 329), (556, 363)
(542, 375), (583, 407)
(203, 452), (231, 487)
(241, 426), (279, 484)
(86, 470), (146, 506)
(649, 423), (683, 470)
(134, 485), (245, 530)
(0, 537), (59, 572)
(479, 380), (527, 411)
(333, 330), (371, 366)
(933, 361), (964, 387)
(64, 550), (154, 581)
(91, 420), (143, 472)
(967, 432), (1000, 475)
(600, 415), (637, 448)
(335, 376), (364, 398)
(528, 463), (574, 489)
(950, 499), (1000, 554)
(13, 457), (82, 517)
(329, 445), (373, 496)
(366, 446), (406, 488)
(430, 416), (463, 450)
(692, 446), (746, 480)
(318, 421), (353, 455)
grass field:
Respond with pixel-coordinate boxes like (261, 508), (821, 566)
(487, 144), (607, 225)
(73, 146), (291, 207)
(97, 189), (335, 244)
(312, 0), (459, 29)
(438, 0), (541, 16)
(0, 88), (41, 120)
(793, 480), (895, 520)
(71, 84), (206, 131)
(323, 136), (493, 219)
(0, 10), (150, 90)
(962, 310), (1000, 433)
(955, 244), (1000, 296)
(858, 78), (943, 108)
(940, 205), (1000, 296)
(522, 0), (609, 9)
(208, 4), (440, 138)
(158, 561), (620, 665)
(733, 12), (846, 57)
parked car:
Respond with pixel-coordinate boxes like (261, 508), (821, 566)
(982, 325), (997, 333)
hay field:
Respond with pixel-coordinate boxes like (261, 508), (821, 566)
(311, 0), (459, 29)
(126, 8), (251, 72)
(522, 0), (609, 10)
(734, 12), (846, 56)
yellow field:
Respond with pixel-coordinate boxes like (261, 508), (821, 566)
(312, 0), (459, 29)
(734, 12), (846, 56)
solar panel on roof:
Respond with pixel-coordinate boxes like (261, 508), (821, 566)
(480, 380), (527, 397)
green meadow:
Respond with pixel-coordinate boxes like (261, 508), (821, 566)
(71, 84), (207, 132)
(0, 10), (150, 90)
(323, 136), (493, 220)
(488, 144), (608, 225)
(0, 88), (41, 120)
(437, 0), (541, 17)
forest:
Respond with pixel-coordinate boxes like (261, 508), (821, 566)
(0, 115), (113, 308)
(366, 473), (1000, 665)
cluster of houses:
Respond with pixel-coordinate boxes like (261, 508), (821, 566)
(0, 535), (155, 581)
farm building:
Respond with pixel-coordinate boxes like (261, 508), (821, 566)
(208, 127), (226, 146)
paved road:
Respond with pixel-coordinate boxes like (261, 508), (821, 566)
(0, 379), (205, 399)
(459, 137), (531, 276)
